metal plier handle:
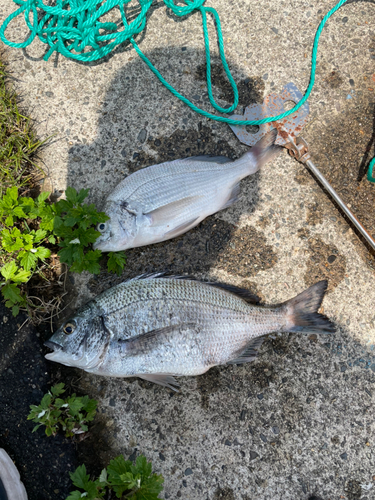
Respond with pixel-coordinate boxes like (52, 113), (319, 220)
(287, 136), (375, 252)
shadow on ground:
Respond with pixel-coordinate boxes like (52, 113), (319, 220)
(63, 47), (277, 293)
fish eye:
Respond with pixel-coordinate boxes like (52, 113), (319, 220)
(98, 223), (107, 232)
(63, 322), (76, 335)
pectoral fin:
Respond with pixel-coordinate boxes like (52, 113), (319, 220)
(119, 323), (196, 355)
(163, 217), (200, 238)
(146, 196), (202, 227)
(118, 325), (178, 354)
(138, 374), (180, 391)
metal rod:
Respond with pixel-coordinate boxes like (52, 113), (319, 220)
(305, 159), (375, 252)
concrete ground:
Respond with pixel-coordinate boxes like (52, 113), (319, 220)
(1, 0), (375, 498)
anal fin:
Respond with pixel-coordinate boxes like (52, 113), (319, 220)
(227, 337), (265, 365)
(138, 374), (180, 391)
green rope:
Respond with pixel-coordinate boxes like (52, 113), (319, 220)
(367, 158), (375, 182)
(0, 0), (348, 124)
(1, 0), (374, 178)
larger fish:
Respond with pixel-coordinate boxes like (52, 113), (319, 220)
(45, 276), (334, 390)
(93, 130), (279, 252)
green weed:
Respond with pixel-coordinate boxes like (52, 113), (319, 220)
(27, 383), (97, 438)
(67, 455), (164, 500)
(0, 186), (127, 316)
(0, 58), (44, 198)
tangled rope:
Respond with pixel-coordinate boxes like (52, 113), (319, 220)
(1, 0), (373, 178)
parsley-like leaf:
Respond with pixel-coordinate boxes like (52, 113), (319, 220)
(107, 251), (127, 276)
(2, 283), (23, 303)
(50, 382), (65, 397)
(1, 261), (18, 280)
(65, 491), (82, 500)
(18, 250), (38, 271)
(70, 464), (90, 490)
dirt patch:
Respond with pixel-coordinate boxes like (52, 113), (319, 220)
(268, 334), (292, 357)
(297, 227), (310, 240)
(306, 201), (324, 226)
(324, 70), (343, 89)
(297, 88), (375, 269)
(256, 215), (271, 229)
(213, 486), (236, 500)
(196, 366), (223, 410)
(195, 63), (265, 107)
(344, 479), (362, 500)
(304, 236), (346, 291)
(294, 165), (311, 186)
(247, 360), (277, 390)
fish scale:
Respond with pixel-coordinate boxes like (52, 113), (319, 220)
(114, 164), (244, 212)
(45, 276), (334, 390)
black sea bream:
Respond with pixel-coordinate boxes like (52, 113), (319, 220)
(45, 276), (334, 391)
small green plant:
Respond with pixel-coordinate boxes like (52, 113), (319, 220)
(53, 187), (127, 275)
(0, 187), (54, 315)
(27, 383), (97, 437)
(0, 186), (127, 316)
(67, 455), (164, 500)
(53, 186), (109, 274)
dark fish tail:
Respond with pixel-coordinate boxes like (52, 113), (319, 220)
(282, 280), (335, 334)
(251, 128), (281, 170)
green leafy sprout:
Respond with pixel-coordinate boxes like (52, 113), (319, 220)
(27, 383), (97, 438)
(67, 454), (164, 500)
(0, 186), (126, 317)
(0, 187), (54, 316)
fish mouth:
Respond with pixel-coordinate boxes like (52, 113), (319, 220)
(44, 340), (62, 354)
(93, 238), (111, 251)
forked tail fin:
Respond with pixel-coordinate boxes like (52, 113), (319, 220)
(283, 280), (335, 334)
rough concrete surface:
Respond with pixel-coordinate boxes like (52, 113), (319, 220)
(1, 0), (375, 499)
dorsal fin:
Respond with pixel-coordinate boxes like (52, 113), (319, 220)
(184, 155), (233, 164)
(204, 282), (260, 304)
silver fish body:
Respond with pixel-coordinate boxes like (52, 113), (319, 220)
(93, 130), (279, 252)
(45, 276), (334, 390)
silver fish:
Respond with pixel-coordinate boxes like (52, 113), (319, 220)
(93, 130), (279, 252)
(45, 276), (334, 391)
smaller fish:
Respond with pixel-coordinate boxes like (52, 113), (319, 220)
(93, 130), (279, 251)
